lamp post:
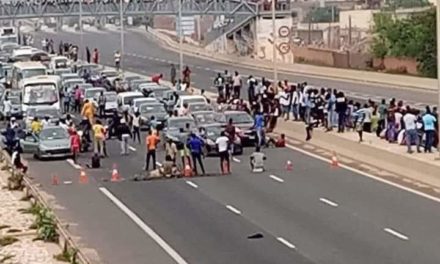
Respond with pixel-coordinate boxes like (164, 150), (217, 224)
(120, 0), (124, 71)
(436, 0), (440, 158)
(271, 0), (278, 87)
(178, 0), (183, 78)
(79, 0), (83, 60)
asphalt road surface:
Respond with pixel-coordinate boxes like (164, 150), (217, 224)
(20, 27), (440, 264)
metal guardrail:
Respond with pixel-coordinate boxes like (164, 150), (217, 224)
(0, 149), (92, 264)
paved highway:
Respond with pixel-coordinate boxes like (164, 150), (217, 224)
(22, 28), (440, 264)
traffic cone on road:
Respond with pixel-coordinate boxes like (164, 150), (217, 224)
(111, 164), (121, 182)
(51, 174), (60, 186)
(79, 169), (89, 184)
(285, 160), (293, 171)
(183, 163), (193, 178)
(331, 152), (339, 168)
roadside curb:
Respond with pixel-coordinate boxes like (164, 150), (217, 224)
(0, 150), (92, 264)
(140, 27), (436, 92)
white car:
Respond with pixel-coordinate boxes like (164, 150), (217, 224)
(116, 91), (145, 113)
(173, 95), (209, 111)
(131, 97), (159, 113)
(94, 91), (118, 115)
(84, 87), (106, 104)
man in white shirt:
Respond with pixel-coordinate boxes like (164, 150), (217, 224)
(232, 71), (242, 99)
(114, 50), (121, 71)
(403, 106), (420, 153)
(278, 89), (290, 120)
(178, 103), (190, 116)
(215, 131), (230, 174)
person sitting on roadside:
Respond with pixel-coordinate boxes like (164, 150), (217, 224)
(250, 146), (266, 172)
(86, 152), (101, 169)
(266, 133), (286, 148)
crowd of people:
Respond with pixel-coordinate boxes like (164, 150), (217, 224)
(209, 70), (439, 155)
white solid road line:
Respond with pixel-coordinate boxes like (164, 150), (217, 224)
(232, 157), (241, 163)
(319, 197), (339, 208)
(185, 181), (198, 189)
(66, 159), (81, 170)
(276, 237), (296, 249)
(286, 144), (440, 204)
(225, 205), (242, 215)
(384, 228), (409, 241)
(128, 146), (137, 151)
(269, 175), (284, 183)
(99, 187), (189, 264)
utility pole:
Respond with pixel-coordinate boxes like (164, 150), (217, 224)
(348, 15), (352, 46)
(178, 0), (183, 78)
(272, 0), (278, 86)
(120, 0), (124, 71)
(79, 0), (83, 60)
(436, 0), (440, 159)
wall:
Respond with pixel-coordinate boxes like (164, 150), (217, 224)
(339, 9), (376, 30)
(292, 46), (373, 69)
(373, 57), (419, 75)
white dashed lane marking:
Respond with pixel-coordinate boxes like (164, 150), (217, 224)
(66, 159), (81, 169)
(319, 197), (339, 208)
(384, 228), (409, 241)
(276, 237), (296, 249)
(226, 205), (242, 215)
(185, 181), (198, 189)
(269, 174), (284, 183)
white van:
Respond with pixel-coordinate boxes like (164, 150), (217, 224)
(21, 75), (61, 112)
(10, 61), (47, 89)
(117, 91), (145, 112)
(174, 95), (209, 111)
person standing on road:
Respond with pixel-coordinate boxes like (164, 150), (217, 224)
(3, 95), (11, 123)
(254, 111), (265, 147)
(170, 64), (177, 85)
(114, 50), (121, 71)
(187, 133), (205, 175)
(377, 99), (387, 137)
(422, 106), (437, 153)
(86, 46), (91, 63)
(74, 86), (82, 113)
(70, 130), (81, 164)
(92, 120), (105, 157)
(117, 119), (132, 155)
(247, 75), (256, 103)
(224, 70), (232, 100)
(335, 92), (347, 133)
(81, 99), (96, 126)
(278, 88), (290, 121)
(403, 106), (420, 154)
(97, 91), (106, 118)
(214, 72), (225, 98)
(145, 130), (160, 170)
(92, 48), (99, 64)
(216, 131), (230, 174)
(225, 118), (236, 155)
(132, 111), (141, 144)
(182, 66), (191, 86)
(232, 71), (242, 99)
(165, 137), (178, 165)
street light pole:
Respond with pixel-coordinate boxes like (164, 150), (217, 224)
(271, 0), (278, 87)
(436, 0), (440, 158)
(79, 0), (83, 60)
(120, 0), (124, 71)
(178, 0), (183, 78)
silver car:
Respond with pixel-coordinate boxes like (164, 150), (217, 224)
(20, 126), (72, 160)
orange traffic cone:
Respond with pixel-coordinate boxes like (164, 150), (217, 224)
(285, 160), (293, 171)
(183, 164), (193, 177)
(331, 152), (339, 168)
(111, 164), (121, 182)
(51, 174), (60, 186)
(79, 169), (89, 184)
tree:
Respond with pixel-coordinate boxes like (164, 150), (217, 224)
(371, 9), (437, 77)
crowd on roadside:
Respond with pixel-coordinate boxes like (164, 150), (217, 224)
(209, 70), (439, 154)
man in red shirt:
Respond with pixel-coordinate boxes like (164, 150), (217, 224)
(70, 130), (81, 164)
(151, 73), (163, 84)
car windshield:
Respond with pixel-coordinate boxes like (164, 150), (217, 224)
(105, 93), (117, 102)
(54, 59), (68, 69)
(103, 71), (118, 77)
(206, 126), (223, 137)
(225, 113), (253, 124)
(134, 99), (156, 108)
(193, 112), (217, 123)
(139, 104), (166, 114)
(23, 84), (58, 105)
(168, 118), (195, 130)
(150, 88), (170, 98)
(27, 108), (59, 118)
(85, 89), (104, 99)
(189, 104), (212, 112)
(39, 127), (68, 141)
(184, 98), (206, 105)
(22, 68), (46, 79)
(124, 95), (144, 105)
(9, 96), (20, 105)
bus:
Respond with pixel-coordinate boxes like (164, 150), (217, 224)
(0, 27), (18, 45)
(9, 61), (47, 89)
(21, 75), (61, 112)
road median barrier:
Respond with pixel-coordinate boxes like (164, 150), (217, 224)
(0, 149), (92, 264)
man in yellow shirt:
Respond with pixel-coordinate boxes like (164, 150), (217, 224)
(92, 120), (105, 157)
(31, 117), (43, 135)
(81, 99), (96, 125)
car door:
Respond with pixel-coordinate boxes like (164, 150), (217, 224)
(20, 134), (39, 153)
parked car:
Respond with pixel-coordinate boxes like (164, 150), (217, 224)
(198, 123), (243, 156)
(216, 110), (256, 146)
(138, 102), (168, 130)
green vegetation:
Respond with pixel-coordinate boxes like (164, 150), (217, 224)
(371, 9), (436, 77)
(53, 242), (78, 264)
(34, 207), (59, 243)
(385, 0), (430, 9)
